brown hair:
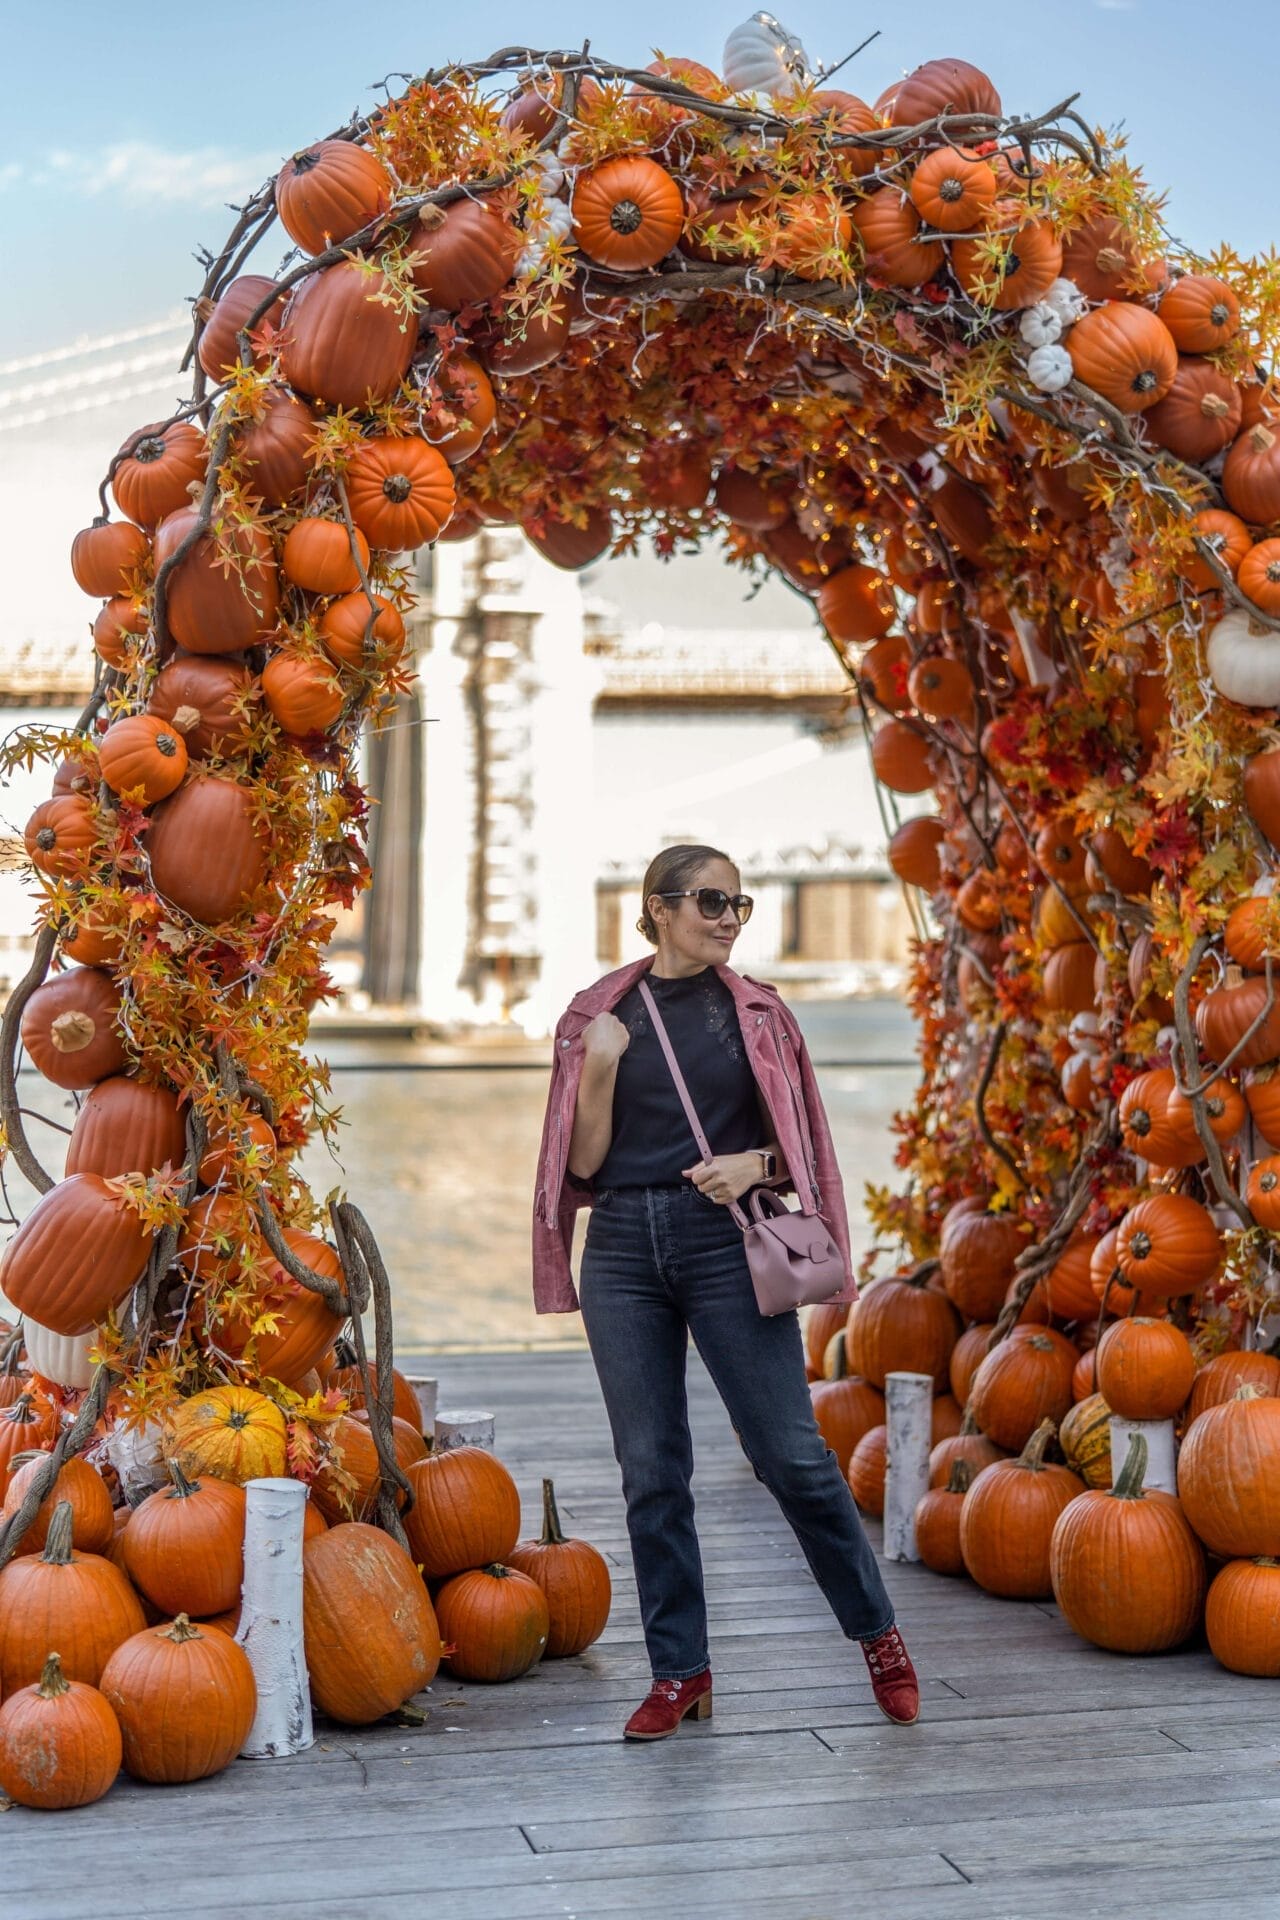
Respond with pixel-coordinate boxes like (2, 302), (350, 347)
(635, 844), (737, 944)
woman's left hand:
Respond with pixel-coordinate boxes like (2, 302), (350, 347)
(681, 1153), (761, 1205)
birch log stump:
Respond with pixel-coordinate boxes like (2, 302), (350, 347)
(435, 1410), (495, 1452)
(406, 1376), (438, 1442)
(1110, 1415), (1176, 1493)
(883, 1372), (933, 1562)
(236, 1478), (314, 1759)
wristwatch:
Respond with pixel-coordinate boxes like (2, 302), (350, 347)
(757, 1149), (777, 1181)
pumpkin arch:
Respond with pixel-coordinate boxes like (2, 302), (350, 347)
(1, 33), (1277, 1681)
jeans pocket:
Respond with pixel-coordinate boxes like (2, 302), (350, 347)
(592, 1186), (617, 1210)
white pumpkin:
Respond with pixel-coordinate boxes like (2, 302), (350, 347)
(1019, 302), (1062, 348)
(1043, 276), (1089, 324)
(1026, 344), (1074, 393)
(1067, 1010), (1101, 1052)
(1206, 608), (1280, 708)
(722, 12), (812, 98)
(515, 194), (575, 278)
(20, 1315), (95, 1391)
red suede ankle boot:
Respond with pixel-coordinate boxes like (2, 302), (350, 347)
(623, 1670), (713, 1741)
(861, 1624), (919, 1725)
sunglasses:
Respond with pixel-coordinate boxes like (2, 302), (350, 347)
(657, 888), (754, 925)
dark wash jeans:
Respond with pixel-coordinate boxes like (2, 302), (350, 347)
(580, 1180), (894, 1681)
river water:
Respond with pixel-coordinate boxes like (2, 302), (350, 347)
(8, 1000), (919, 1351)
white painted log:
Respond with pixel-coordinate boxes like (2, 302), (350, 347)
(1111, 1416), (1177, 1494)
(435, 1410), (495, 1452)
(883, 1372), (933, 1562)
(236, 1478), (314, 1759)
(405, 1375), (438, 1440)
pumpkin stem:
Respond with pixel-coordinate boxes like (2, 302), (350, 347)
(1016, 1417), (1057, 1471)
(4, 1392), (36, 1425)
(959, 1406), (980, 1436)
(41, 1501), (76, 1565)
(1235, 1383), (1265, 1403)
(37, 1651), (71, 1698)
(945, 1456), (974, 1495)
(1112, 1429), (1149, 1499)
(482, 1563), (513, 1579)
(163, 1613), (204, 1643)
(167, 1459), (200, 1499)
(540, 1477), (566, 1546)
(827, 1335), (851, 1380)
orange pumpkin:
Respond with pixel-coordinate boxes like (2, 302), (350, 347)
(1160, 274), (1240, 353)
(952, 206), (1062, 311)
(816, 563), (895, 643)
(959, 1419), (1084, 1599)
(346, 435), (456, 551)
(275, 140), (393, 254)
(967, 1327), (1078, 1451)
(870, 720), (934, 795)
(851, 189), (944, 288)
(1067, 302), (1178, 413)
(1115, 1194), (1221, 1299)
(573, 157), (684, 271)
(1096, 1316), (1196, 1420)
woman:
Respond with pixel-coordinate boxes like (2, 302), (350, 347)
(531, 843), (917, 1740)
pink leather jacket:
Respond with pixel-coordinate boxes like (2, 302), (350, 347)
(531, 956), (856, 1313)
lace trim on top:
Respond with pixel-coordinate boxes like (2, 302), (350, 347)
(621, 971), (746, 1065)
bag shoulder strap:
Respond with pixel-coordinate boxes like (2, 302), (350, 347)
(637, 975), (749, 1230)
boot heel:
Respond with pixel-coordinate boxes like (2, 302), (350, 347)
(691, 1692), (713, 1721)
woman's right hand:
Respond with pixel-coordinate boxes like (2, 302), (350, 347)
(582, 1011), (631, 1063)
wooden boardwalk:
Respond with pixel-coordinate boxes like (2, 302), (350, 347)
(6, 1348), (1279, 1919)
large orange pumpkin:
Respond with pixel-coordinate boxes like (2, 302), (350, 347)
(1050, 1431), (1206, 1652)
(20, 969), (127, 1090)
(1067, 302), (1178, 413)
(1177, 1388), (1280, 1556)
(407, 196), (519, 307)
(959, 1419), (1084, 1599)
(146, 776), (269, 925)
(303, 1523), (440, 1723)
(847, 1270), (960, 1393)
(275, 140), (393, 253)
(65, 1076), (186, 1180)
(1115, 1194), (1221, 1298)
(1096, 1316), (1196, 1420)
(346, 435), (457, 551)
(154, 507), (279, 655)
(279, 260), (416, 410)
(99, 1614), (256, 1783)
(573, 156), (684, 271)
(967, 1326), (1078, 1451)
(0, 1173), (154, 1336)
(938, 1205), (1030, 1322)
(0, 1503), (147, 1694)
(402, 1445), (521, 1578)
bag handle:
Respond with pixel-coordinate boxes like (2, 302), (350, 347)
(637, 975), (751, 1232)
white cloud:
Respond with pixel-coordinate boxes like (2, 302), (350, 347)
(0, 140), (278, 205)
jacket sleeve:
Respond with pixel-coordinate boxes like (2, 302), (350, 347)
(792, 1022), (856, 1298)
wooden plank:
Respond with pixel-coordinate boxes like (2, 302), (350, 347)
(2, 1344), (1271, 1920)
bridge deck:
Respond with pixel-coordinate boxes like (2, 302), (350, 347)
(6, 1348), (1277, 1920)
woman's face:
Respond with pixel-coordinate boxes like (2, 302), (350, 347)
(649, 858), (744, 970)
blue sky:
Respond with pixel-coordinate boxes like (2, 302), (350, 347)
(2, 0), (1276, 359)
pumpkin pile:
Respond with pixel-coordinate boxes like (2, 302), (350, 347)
(4, 20), (1280, 1718)
(0, 1370), (610, 1805)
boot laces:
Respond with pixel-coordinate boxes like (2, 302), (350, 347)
(866, 1627), (907, 1677)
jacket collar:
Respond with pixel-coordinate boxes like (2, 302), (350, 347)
(565, 957), (779, 1023)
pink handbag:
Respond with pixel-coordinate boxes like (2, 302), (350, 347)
(637, 977), (848, 1316)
